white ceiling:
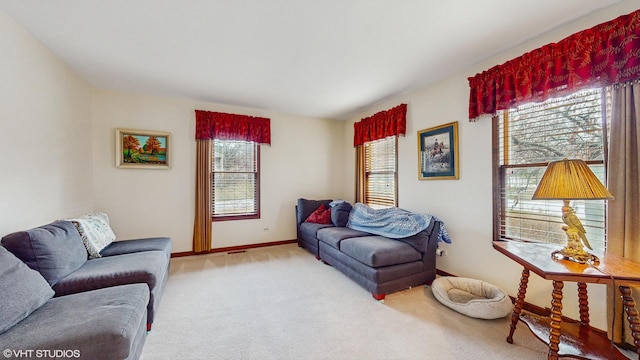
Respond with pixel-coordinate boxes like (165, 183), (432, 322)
(0, 0), (622, 119)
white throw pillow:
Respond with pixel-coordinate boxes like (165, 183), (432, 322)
(70, 212), (116, 258)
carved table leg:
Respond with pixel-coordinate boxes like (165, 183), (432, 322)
(619, 286), (640, 357)
(507, 268), (529, 344)
(577, 282), (590, 327)
(548, 280), (564, 360)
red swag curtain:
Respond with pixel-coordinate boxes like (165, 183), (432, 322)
(353, 103), (407, 146)
(468, 9), (640, 121)
(195, 110), (271, 144)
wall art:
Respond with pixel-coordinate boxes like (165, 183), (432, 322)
(417, 121), (459, 180)
(116, 128), (170, 169)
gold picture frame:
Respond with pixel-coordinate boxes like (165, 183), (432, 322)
(116, 128), (171, 169)
(417, 121), (459, 180)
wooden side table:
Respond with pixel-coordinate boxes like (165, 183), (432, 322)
(493, 241), (640, 360)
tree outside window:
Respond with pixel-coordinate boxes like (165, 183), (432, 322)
(495, 88), (607, 250)
(212, 139), (260, 220)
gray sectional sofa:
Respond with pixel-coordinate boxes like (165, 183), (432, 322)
(0, 220), (171, 360)
(296, 198), (445, 300)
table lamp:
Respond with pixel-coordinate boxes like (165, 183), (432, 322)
(532, 158), (614, 264)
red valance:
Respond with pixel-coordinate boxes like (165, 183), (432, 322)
(468, 9), (640, 121)
(353, 104), (407, 147)
(195, 110), (271, 144)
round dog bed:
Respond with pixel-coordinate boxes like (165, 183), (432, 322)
(431, 276), (512, 319)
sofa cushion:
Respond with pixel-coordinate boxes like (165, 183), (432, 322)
(0, 246), (55, 335)
(1, 221), (88, 286)
(53, 251), (168, 328)
(340, 236), (421, 268)
(305, 204), (331, 224)
(69, 212), (116, 258)
(319, 242), (427, 284)
(0, 284), (149, 360)
(300, 222), (334, 241)
(53, 251), (168, 297)
(317, 227), (371, 250)
(330, 201), (352, 227)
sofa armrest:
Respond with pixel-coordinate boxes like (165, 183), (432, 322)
(395, 218), (440, 266)
(425, 220), (441, 262)
(99, 237), (172, 259)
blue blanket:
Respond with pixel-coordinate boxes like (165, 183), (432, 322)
(346, 203), (452, 243)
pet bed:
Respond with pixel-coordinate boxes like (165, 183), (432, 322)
(431, 276), (512, 319)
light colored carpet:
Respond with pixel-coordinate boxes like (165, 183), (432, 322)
(141, 244), (570, 360)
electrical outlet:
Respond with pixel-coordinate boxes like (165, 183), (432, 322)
(436, 249), (448, 256)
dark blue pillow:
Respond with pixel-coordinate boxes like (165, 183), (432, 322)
(0, 245), (54, 334)
(331, 202), (352, 227)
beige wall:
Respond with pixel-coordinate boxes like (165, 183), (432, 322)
(2, 0), (638, 332)
(91, 89), (345, 253)
(0, 3), (347, 255)
(342, 1), (639, 331)
(0, 9), (93, 236)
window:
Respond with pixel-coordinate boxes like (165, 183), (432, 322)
(364, 136), (397, 209)
(212, 139), (260, 220)
(494, 88), (607, 250)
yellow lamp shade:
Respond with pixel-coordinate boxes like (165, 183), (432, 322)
(532, 159), (614, 200)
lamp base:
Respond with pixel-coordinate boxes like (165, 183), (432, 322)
(551, 247), (599, 265)
(550, 221), (600, 265)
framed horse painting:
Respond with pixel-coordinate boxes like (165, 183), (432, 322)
(417, 121), (459, 180)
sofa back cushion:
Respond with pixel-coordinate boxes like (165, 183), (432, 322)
(0, 245), (54, 335)
(1, 221), (88, 286)
(296, 199), (332, 226)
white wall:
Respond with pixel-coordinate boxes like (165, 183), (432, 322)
(91, 89), (344, 253)
(0, 9), (93, 237)
(342, 1), (639, 331)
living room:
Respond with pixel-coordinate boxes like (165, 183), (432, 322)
(1, 1), (639, 359)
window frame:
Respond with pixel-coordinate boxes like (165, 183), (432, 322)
(363, 136), (398, 209)
(211, 139), (260, 222)
(492, 88), (608, 249)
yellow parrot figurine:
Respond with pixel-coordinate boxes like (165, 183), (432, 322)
(561, 203), (592, 250)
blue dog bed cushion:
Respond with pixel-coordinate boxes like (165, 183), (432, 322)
(431, 276), (512, 319)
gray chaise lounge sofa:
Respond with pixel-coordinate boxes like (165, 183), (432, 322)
(296, 198), (443, 300)
(0, 220), (171, 360)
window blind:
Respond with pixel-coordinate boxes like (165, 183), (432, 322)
(495, 88), (607, 250)
(364, 136), (397, 209)
(212, 139), (259, 219)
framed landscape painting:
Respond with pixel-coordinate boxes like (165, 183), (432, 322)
(116, 129), (170, 169)
(417, 121), (459, 180)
